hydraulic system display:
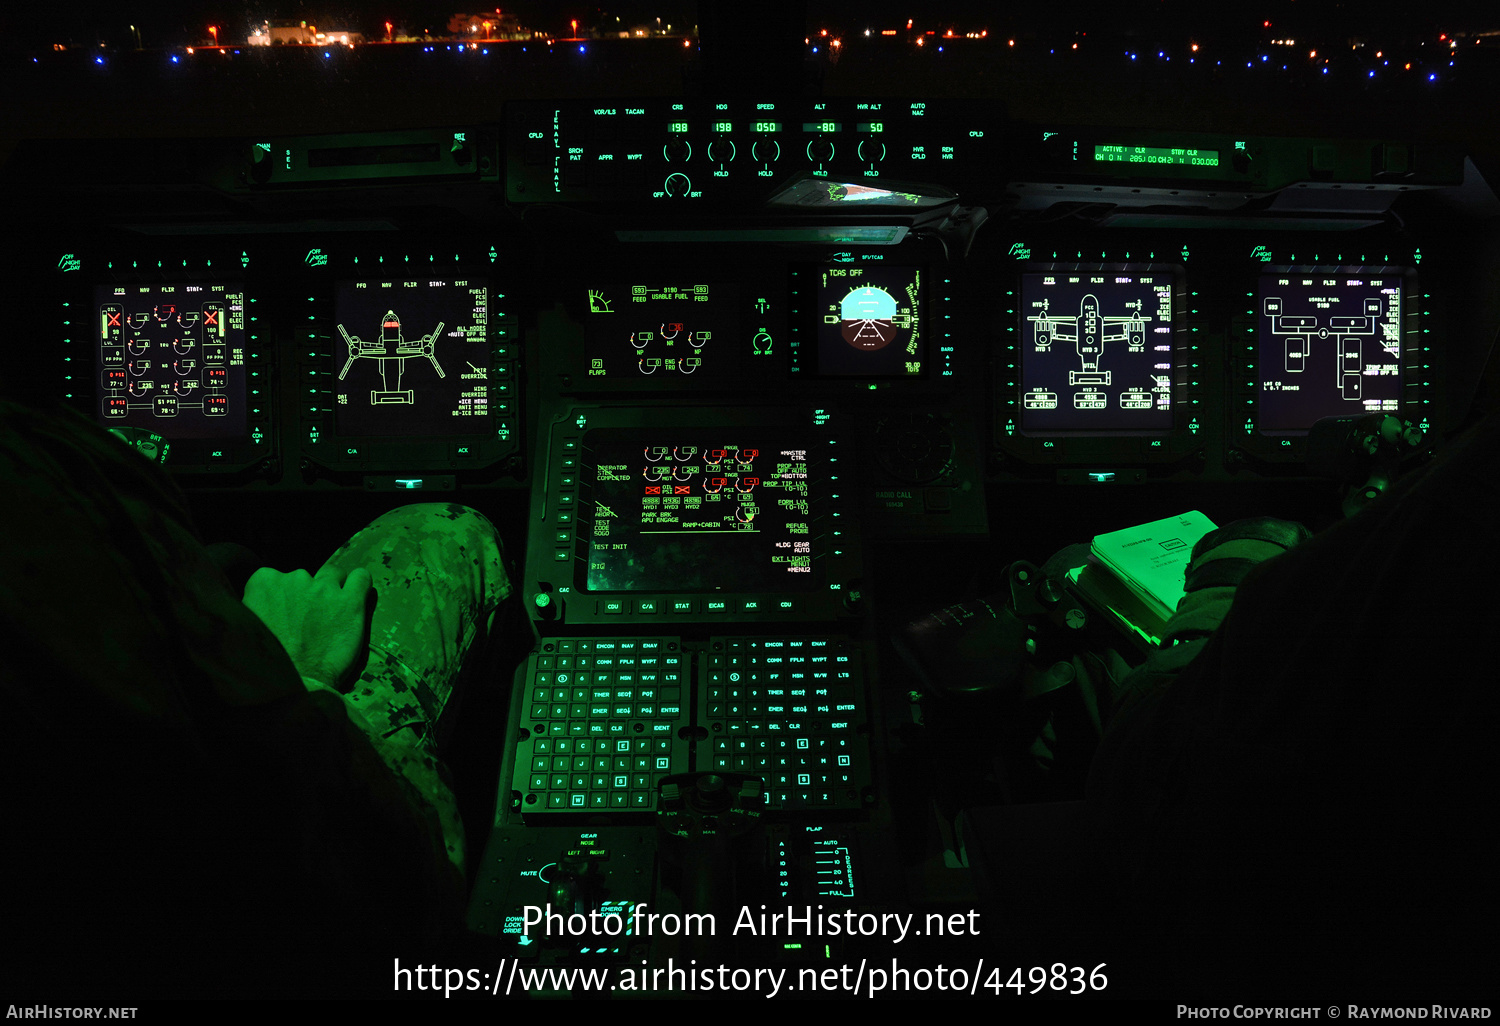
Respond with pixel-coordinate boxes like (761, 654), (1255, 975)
(585, 434), (821, 593)
(94, 282), (247, 439)
(816, 265), (923, 377)
(1019, 271), (1174, 433)
(1256, 272), (1405, 433)
(333, 279), (490, 437)
(583, 283), (745, 380)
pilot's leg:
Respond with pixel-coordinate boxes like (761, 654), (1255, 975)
(315, 503), (513, 875)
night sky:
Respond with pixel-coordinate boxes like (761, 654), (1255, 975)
(4, 0), (1497, 49)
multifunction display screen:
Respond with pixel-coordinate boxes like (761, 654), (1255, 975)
(94, 282), (247, 439)
(816, 265), (923, 377)
(1018, 270), (1174, 433)
(1256, 272), (1405, 434)
(583, 432), (822, 593)
(332, 278), (490, 437)
(582, 283), (748, 381)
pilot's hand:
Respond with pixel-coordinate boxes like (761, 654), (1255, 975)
(1184, 517), (1312, 593)
(243, 564), (373, 690)
(1162, 516), (1311, 646)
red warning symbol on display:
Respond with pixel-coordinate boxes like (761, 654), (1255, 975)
(644, 486), (662, 495)
(674, 485), (692, 495)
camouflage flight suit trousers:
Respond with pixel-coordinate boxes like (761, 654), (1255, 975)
(309, 503), (511, 877)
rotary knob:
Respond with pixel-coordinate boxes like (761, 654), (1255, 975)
(807, 139), (836, 163)
(875, 411), (956, 484)
(664, 172), (692, 197)
(248, 143), (273, 183)
(707, 139), (735, 162)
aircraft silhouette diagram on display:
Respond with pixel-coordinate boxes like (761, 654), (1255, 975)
(337, 310), (446, 404)
(1027, 294), (1148, 386)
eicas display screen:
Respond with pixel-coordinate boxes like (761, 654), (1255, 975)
(581, 283), (746, 381)
(816, 265), (924, 377)
(1018, 271), (1174, 433)
(94, 282), (248, 439)
(583, 432), (821, 593)
(333, 279), (491, 437)
(1256, 272), (1405, 434)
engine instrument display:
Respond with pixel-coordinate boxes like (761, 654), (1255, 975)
(94, 282), (247, 439)
(582, 283), (748, 381)
(332, 278), (491, 437)
(1018, 270), (1175, 433)
(1255, 271), (1406, 434)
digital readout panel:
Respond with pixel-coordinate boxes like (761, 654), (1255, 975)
(1094, 145), (1220, 167)
(333, 278), (490, 438)
(1256, 272), (1405, 434)
(584, 432), (822, 593)
(95, 282), (247, 439)
(582, 283), (747, 381)
(1019, 271), (1174, 433)
(816, 265), (923, 377)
